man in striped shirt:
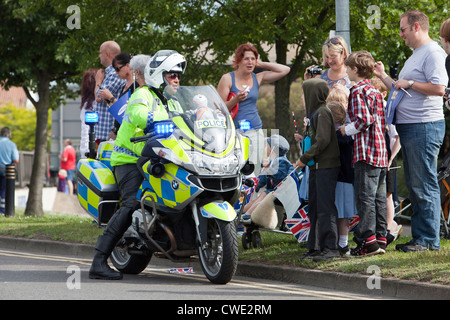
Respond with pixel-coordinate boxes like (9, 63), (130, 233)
(339, 51), (388, 256)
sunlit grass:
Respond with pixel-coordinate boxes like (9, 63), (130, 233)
(238, 230), (450, 285)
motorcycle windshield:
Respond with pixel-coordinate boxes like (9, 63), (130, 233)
(164, 85), (234, 155)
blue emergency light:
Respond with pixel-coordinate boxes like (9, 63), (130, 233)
(238, 120), (251, 132)
(85, 112), (99, 125)
(154, 121), (175, 137)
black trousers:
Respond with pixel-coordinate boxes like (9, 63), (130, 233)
(307, 167), (340, 251)
(96, 163), (143, 254)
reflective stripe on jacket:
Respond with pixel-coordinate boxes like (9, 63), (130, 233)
(110, 86), (181, 166)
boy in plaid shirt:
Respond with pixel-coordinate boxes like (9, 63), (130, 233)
(338, 51), (388, 256)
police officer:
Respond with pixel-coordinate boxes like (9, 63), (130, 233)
(89, 50), (187, 280)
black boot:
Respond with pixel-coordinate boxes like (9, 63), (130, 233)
(89, 235), (122, 280)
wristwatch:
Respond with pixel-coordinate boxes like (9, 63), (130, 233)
(408, 80), (415, 88)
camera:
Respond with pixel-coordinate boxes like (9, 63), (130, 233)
(308, 66), (323, 77)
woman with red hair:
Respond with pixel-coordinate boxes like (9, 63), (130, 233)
(217, 43), (290, 173)
(217, 43), (289, 127)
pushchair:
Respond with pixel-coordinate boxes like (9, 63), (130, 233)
(392, 155), (450, 239)
(437, 154), (450, 239)
(235, 168), (310, 249)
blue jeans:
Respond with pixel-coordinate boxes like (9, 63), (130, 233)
(353, 162), (387, 242)
(396, 120), (445, 250)
(0, 175), (5, 214)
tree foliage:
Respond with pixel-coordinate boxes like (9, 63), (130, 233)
(0, 103), (49, 151)
(0, 0), (77, 216)
(1, 0), (449, 215)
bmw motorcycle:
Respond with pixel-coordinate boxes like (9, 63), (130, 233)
(76, 85), (253, 284)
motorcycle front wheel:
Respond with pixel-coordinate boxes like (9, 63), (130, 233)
(198, 219), (238, 284)
(110, 238), (152, 274)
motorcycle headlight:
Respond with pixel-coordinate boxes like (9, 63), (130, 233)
(191, 152), (240, 175)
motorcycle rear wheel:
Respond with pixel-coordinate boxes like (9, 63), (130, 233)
(198, 219), (238, 284)
(110, 239), (152, 274)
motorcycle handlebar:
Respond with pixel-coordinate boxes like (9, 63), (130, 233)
(130, 135), (150, 143)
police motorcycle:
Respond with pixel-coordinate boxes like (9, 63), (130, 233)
(77, 85), (253, 284)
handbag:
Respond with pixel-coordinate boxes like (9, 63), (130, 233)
(300, 110), (319, 166)
(227, 92), (239, 119)
(301, 134), (315, 166)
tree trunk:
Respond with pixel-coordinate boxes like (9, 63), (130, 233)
(274, 38), (291, 140)
(24, 71), (50, 217)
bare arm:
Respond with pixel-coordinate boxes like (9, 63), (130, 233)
(256, 61), (290, 85)
(374, 61), (446, 96)
(395, 79), (446, 96)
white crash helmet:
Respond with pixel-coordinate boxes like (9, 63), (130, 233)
(144, 50), (186, 89)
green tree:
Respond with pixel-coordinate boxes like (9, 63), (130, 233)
(0, 0), (77, 216)
(0, 103), (49, 151)
(349, 0), (449, 153)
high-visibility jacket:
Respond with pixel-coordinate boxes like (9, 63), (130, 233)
(110, 86), (182, 167)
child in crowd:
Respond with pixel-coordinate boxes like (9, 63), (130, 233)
(327, 97), (356, 256)
(338, 51), (388, 256)
(57, 169), (68, 193)
(371, 77), (403, 244)
(243, 134), (294, 218)
(296, 78), (341, 261)
(326, 88), (357, 256)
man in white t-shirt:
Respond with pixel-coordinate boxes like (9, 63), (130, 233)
(374, 10), (448, 252)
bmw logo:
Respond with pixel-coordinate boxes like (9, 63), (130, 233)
(172, 180), (179, 190)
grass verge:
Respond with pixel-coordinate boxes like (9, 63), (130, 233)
(239, 231), (450, 285)
(1, 210), (449, 286)
(0, 210), (103, 244)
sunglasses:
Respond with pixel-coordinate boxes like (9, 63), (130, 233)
(114, 64), (126, 72)
(324, 38), (342, 46)
(167, 73), (181, 80)
(400, 24), (412, 33)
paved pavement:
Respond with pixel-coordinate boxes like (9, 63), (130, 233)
(1, 235), (449, 300)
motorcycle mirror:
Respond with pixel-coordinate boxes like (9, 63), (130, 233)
(241, 161), (254, 176)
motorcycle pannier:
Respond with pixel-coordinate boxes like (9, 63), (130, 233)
(76, 159), (120, 225)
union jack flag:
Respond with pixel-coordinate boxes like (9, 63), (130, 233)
(234, 177), (259, 212)
(349, 215), (360, 232)
(284, 205), (310, 243)
(272, 169), (302, 218)
(168, 267), (194, 274)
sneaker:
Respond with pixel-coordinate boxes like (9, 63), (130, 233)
(392, 224), (403, 240)
(241, 214), (252, 225)
(376, 236), (387, 254)
(386, 233), (395, 246)
(338, 245), (349, 256)
(350, 235), (382, 257)
(395, 241), (414, 251)
(299, 250), (320, 261)
(312, 248), (341, 262)
(399, 243), (428, 253)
